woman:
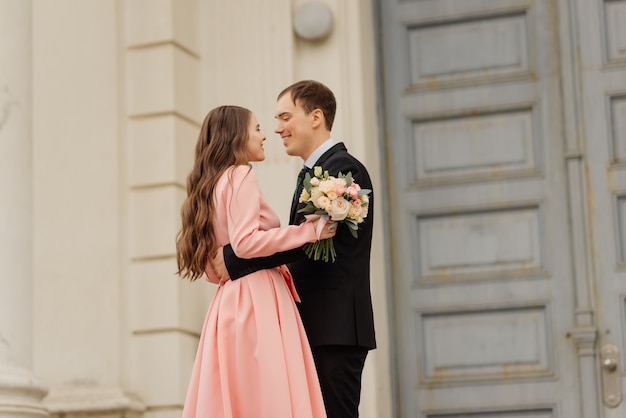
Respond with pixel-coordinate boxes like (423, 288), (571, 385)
(176, 105), (333, 418)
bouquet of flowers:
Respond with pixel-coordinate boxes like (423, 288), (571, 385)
(298, 166), (371, 262)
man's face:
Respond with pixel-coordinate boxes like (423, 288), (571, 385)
(274, 94), (315, 160)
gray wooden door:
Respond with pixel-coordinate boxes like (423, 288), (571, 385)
(379, 0), (626, 416)
(570, 0), (626, 417)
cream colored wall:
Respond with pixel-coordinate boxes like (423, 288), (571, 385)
(31, 0), (391, 417)
(32, 0), (127, 410)
(31, 0), (155, 415)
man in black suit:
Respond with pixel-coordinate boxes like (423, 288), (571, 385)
(215, 80), (376, 418)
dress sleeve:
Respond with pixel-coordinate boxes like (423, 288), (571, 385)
(225, 165), (318, 259)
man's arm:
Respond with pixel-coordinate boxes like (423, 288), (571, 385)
(222, 244), (305, 280)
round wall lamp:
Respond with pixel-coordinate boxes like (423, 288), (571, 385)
(293, 1), (334, 41)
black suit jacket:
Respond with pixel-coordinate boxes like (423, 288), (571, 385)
(223, 143), (376, 349)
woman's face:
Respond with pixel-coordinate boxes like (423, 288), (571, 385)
(246, 113), (266, 162)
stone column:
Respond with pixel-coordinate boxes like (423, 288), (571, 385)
(0, 0), (49, 416)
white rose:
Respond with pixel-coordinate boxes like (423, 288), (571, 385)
(328, 197), (350, 221)
(316, 196), (331, 210)
(359, 204), (369, 220)
(318, 180), (334, 194)
(347, 205), (362, 220)
(311, 188), (324, 204)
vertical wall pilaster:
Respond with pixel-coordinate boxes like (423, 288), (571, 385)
(0, 0), (49, 416)
(124, 1), (205, 416)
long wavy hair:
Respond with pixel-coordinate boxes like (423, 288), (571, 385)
(176, 105), (252, 280)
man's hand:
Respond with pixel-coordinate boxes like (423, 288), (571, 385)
(212, 246), (231, 286)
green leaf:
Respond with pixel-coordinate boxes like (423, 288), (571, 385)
(344, 219), (359, 238)
(303, 172), (312, 192)
(297, 205), (315, 214)
(344, 172), (353, 187)
(345, 219), (358, 230)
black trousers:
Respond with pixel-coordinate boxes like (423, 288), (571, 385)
(311, 345), (369, 418)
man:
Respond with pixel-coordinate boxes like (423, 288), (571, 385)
(215, 80), (375, 418)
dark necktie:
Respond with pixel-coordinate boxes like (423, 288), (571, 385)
(292, 166), (307, 206)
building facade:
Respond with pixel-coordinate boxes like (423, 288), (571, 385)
(1, 0), (390, 417)
(3, 0), (626, 418)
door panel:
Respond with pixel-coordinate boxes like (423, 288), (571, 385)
(573, 0), (626, 416)
(380, 0), (583, 416)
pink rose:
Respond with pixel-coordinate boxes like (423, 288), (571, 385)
(347, 186), (358, 200)
(334, 183), (347, 196)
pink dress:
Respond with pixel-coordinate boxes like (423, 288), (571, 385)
(181, 165), (327, 418)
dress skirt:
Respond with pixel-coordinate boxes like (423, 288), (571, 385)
(181, 266), (326, 418)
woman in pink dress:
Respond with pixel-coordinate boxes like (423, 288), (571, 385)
(176, 105), (333, 418)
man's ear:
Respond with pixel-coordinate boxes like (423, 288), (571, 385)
(311, 108), (324, 128)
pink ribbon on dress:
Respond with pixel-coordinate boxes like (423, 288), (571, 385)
(277, 265), (300, 303)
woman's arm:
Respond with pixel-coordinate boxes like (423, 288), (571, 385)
(225, 166), (318, 258)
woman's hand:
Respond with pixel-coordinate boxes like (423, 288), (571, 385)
(304, 214), (337, 240)
(317, 219), (337, 240)
(211, 247), (231, 286)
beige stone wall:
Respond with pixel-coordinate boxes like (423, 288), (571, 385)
(29, 0), (391, 417)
